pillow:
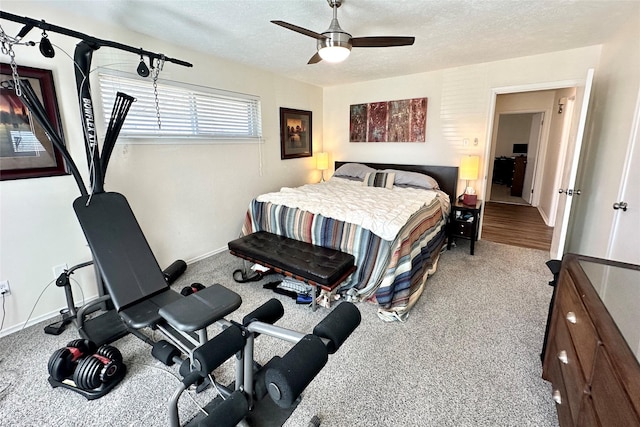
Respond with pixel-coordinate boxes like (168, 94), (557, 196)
(384, 169), (439, 190)
(334, 163), (376, 180)
(363, 172), (395, 189)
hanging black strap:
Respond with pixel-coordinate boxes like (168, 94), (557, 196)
(100, 91), (136, 178)
(232, 268), (277, 283)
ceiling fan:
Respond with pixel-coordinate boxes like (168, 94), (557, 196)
(271, 0), (415, 64)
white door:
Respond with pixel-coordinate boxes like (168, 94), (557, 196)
(607, 88), (640, 264)
(550, 68), (595, 260)
(523, 112), (544, 204)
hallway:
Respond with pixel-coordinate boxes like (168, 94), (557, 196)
(481, 201), (553, 251)
(490, 183), (529, 205)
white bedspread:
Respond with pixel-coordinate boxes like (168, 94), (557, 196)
(256, 178), (440, 241)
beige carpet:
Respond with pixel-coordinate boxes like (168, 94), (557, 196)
(0, 241), (558, 426)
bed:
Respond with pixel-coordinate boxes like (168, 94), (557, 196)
(239, 161), (458, 321)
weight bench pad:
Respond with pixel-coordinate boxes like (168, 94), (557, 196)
(228, 231), (355, 288)
(120, 289), (182, 330)
(159, 284), (242, 332)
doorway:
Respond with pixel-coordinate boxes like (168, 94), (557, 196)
(489, 112), (544, 206)
(479, 69), (593, 258)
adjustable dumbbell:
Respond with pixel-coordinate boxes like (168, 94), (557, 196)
(180, 282), (205, 296)
(48, 339), (97, 382)
(73, 345), (123, 391)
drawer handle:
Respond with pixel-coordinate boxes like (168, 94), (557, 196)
(566, 311), (577, 324)
(558, 350), (568, 364)
(552, 390), (562, 405)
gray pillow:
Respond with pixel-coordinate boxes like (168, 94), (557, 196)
(334, 163), (376, 180)
(383, 169), (439, 190)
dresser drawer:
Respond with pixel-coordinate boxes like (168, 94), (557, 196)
(590, 346), (640, 427)
(554, 312), (588, 423)
(452, 221), (474, 238)
(547, 339), (575, 426)
(557, 273), (599, 381)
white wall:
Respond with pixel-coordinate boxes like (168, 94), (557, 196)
(568, 13), (640, 258)
(0, 3), (323, 334)
(323, 47), (601, 198)
(495, 114), (533, 157)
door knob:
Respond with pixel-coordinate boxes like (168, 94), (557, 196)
(613, 202), (628, 211)
(559, 189), (581, 195)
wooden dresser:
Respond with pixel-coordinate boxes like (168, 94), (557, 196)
(542, 254), (640, 426)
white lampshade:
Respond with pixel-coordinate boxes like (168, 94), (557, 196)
(459, 155), (479, 181)
(317, 152), (329, 171)
(318, 46), (350, 63)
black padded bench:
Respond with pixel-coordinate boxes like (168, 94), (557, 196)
(228, 231), (356, 311)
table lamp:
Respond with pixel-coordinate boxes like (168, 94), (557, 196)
(317, 152), (329, 182)
(459, 155), (479, 205)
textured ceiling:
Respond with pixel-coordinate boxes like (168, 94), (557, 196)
(18, 0), (640, 87)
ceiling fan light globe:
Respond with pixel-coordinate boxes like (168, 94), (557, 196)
(318, 45), (351, 63)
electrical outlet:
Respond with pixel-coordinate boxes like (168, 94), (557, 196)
(53, 263), (68, 279)
(0, 280), (10, 296)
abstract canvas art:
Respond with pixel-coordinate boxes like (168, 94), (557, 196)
(349, 97), (427, 143)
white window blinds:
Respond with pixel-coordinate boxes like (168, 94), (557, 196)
(98, 72), (262, 141)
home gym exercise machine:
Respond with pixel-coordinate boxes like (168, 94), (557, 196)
(1, 12), (362, 426)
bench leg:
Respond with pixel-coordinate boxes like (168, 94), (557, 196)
(311, 285), (317, 312)
(242, 259), (250, 276)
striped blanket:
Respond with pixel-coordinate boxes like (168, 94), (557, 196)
(241, 180), (450, 321)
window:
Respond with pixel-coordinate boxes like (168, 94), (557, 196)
(98, 71), (262, 141)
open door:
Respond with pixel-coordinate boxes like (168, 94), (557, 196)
(607, 87), (640, 265)
(550, 68), (595, 259)
(522, 112), (544, 205)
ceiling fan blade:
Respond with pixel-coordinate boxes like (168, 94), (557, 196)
(351, 36), (415, 48)
(271, 20), (328, 40)
(307, 52), (323, 64)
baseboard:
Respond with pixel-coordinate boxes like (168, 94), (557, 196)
(0, 294), (101, 339)
(186, 246), (229, 264)
(537, 206), (553, 226)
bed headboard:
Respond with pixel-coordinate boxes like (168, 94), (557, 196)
(334, 161), (459, 203)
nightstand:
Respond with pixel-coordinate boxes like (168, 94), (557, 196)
(447, 199), (482, 255)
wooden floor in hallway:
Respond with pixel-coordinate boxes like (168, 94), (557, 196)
(481, 201), (553, 251)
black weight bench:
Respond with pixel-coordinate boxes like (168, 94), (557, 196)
(74, 192), (242, 357)
(228, 231), (357, 311)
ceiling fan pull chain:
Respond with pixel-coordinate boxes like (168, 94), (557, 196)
(151, 54), (165, 130)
